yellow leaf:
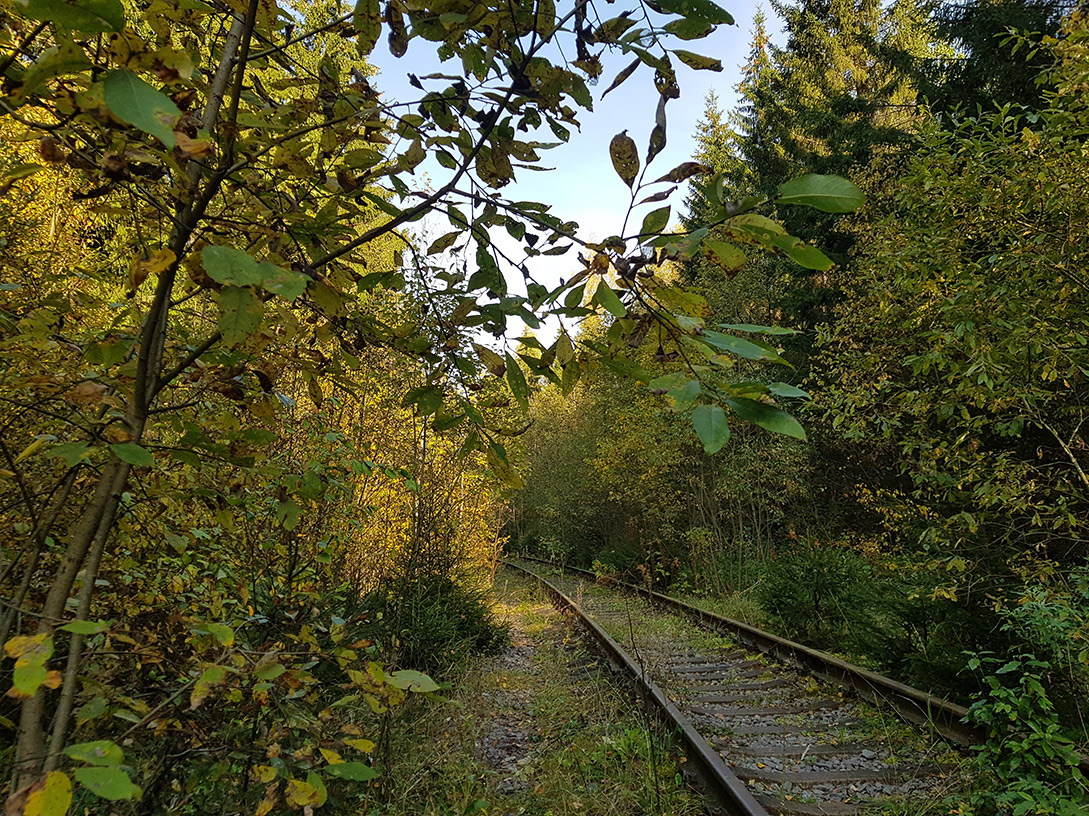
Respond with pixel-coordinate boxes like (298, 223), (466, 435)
(189, 665), (227, 710)
(255, 783), (278, 816)
(4, 634), (50, 659)
(25, 771), (72, 816)
(319, 747), (343, 765)
(14, 437), (49, 463)
(342, 738), (375, 753)
(129, 249), (176, 292)
(174, 132), (213, 158)
(252, 765), (277, 783)
(284, 779), (320, 808)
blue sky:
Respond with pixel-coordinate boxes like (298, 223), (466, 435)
(368, 2), (782, 339)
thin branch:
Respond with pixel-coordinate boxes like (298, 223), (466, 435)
(0, 21), (49, 76)
(246, 13), (352, 62)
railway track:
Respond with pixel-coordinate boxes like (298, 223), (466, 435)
(505, 557), (974, 816)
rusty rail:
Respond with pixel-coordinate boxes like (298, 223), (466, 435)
(504, 559), (770, 816)
(513, 554), (1089, 778)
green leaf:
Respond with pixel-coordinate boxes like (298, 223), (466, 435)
(593, 283), (627, 318)
(427, 231), (460, 255)
(306, 772), (328, 808)
(58, 619), (110, 636)
(648, 372), (685, 391)
(653, 0), (733, 24)
(672, 50), (722, 71)
(701, 331), (787, 364)
(47, 441), (91, 468)
(432, 411), (467, 432)
(601, 57), (640, 98)
(65, 740), (123, 767)
(667, 380), (700, 413)
(325, 762), (379, 782)
(1, 163), (44, 185)
(768, 382), (810, 399)
(402, 386), (443, 416)
(701, 239), (745, 272)
(7, 634), (53, 696)
(103, 70), (180, 149)
(609, 131), (639, 188)
(76, 697), (108, 725)
(217, 286), (263, 344)
(691, 404), (730, 454)
(473, 343), (506, 377)
(718, 323), (798, 336)
(275, 500), (301, 530)
(202, 246), (303, 298)
(776, 174), (865, 213)
(486, 442), (523, 490)
(13, 661), (48, 696)
(203, 246), (264, 286)
(73, 767), (140, 801)
(663, 17), (713, 39)
(22, 0), (124, 32)
(724, 213), (785, 243)
(769, 234), (834, 271)
(205, 623), (234, 646)
(598, 356), (652, 383)
(385, 668), (440, 692)
(353, 0), (380, 56)
(638, 206), (671, 237)
(726, 398), (806, 440)
(259, 265), (307, 300)
(240, 428), (278, 445)
(505, 354), (529, 412)
(255, 662), (285, 680)
(109, 443), (154, 467)
(190, 665), (228, 709)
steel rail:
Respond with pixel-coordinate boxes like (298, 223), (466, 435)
(503, 559), (771, 816)
(513, 554), (1089, 777)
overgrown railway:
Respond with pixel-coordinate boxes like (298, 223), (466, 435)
(505, 556), (989, 816)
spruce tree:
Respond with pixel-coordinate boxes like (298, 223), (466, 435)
(921, 0), (1077, 112)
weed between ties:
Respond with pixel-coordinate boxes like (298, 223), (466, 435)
(385, 570), (704, 815)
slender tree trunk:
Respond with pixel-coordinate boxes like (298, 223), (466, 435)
(14, 457), (130, 785)
(10, 13), (248, 792)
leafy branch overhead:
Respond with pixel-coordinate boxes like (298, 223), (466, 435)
(2, 0), (865, 479)
(0, 0), (862, 805)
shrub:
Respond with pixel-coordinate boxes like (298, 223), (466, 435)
(757, 541), (868, 649)
(370, 575), (508, 675)
(962, 653), (1088, 816)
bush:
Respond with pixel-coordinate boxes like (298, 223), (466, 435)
(370, 575), (509, 675)
(962, 653), (1088, 816)
(757, 542), (868, 649)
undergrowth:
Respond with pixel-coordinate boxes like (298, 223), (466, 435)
(382, 570), (705, 816)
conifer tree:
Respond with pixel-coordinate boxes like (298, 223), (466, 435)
(921, 0), (1077, 111)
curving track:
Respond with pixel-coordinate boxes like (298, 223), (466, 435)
(505, 557), (974, 816)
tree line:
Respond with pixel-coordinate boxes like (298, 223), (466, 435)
(513, 2), (1089, 812)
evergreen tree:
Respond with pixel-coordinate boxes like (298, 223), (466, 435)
(920, 0), (1078, 112)
(683, 92), (741, 229)
(730, 9), (789, 197)
(685, 1), (936, 334)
